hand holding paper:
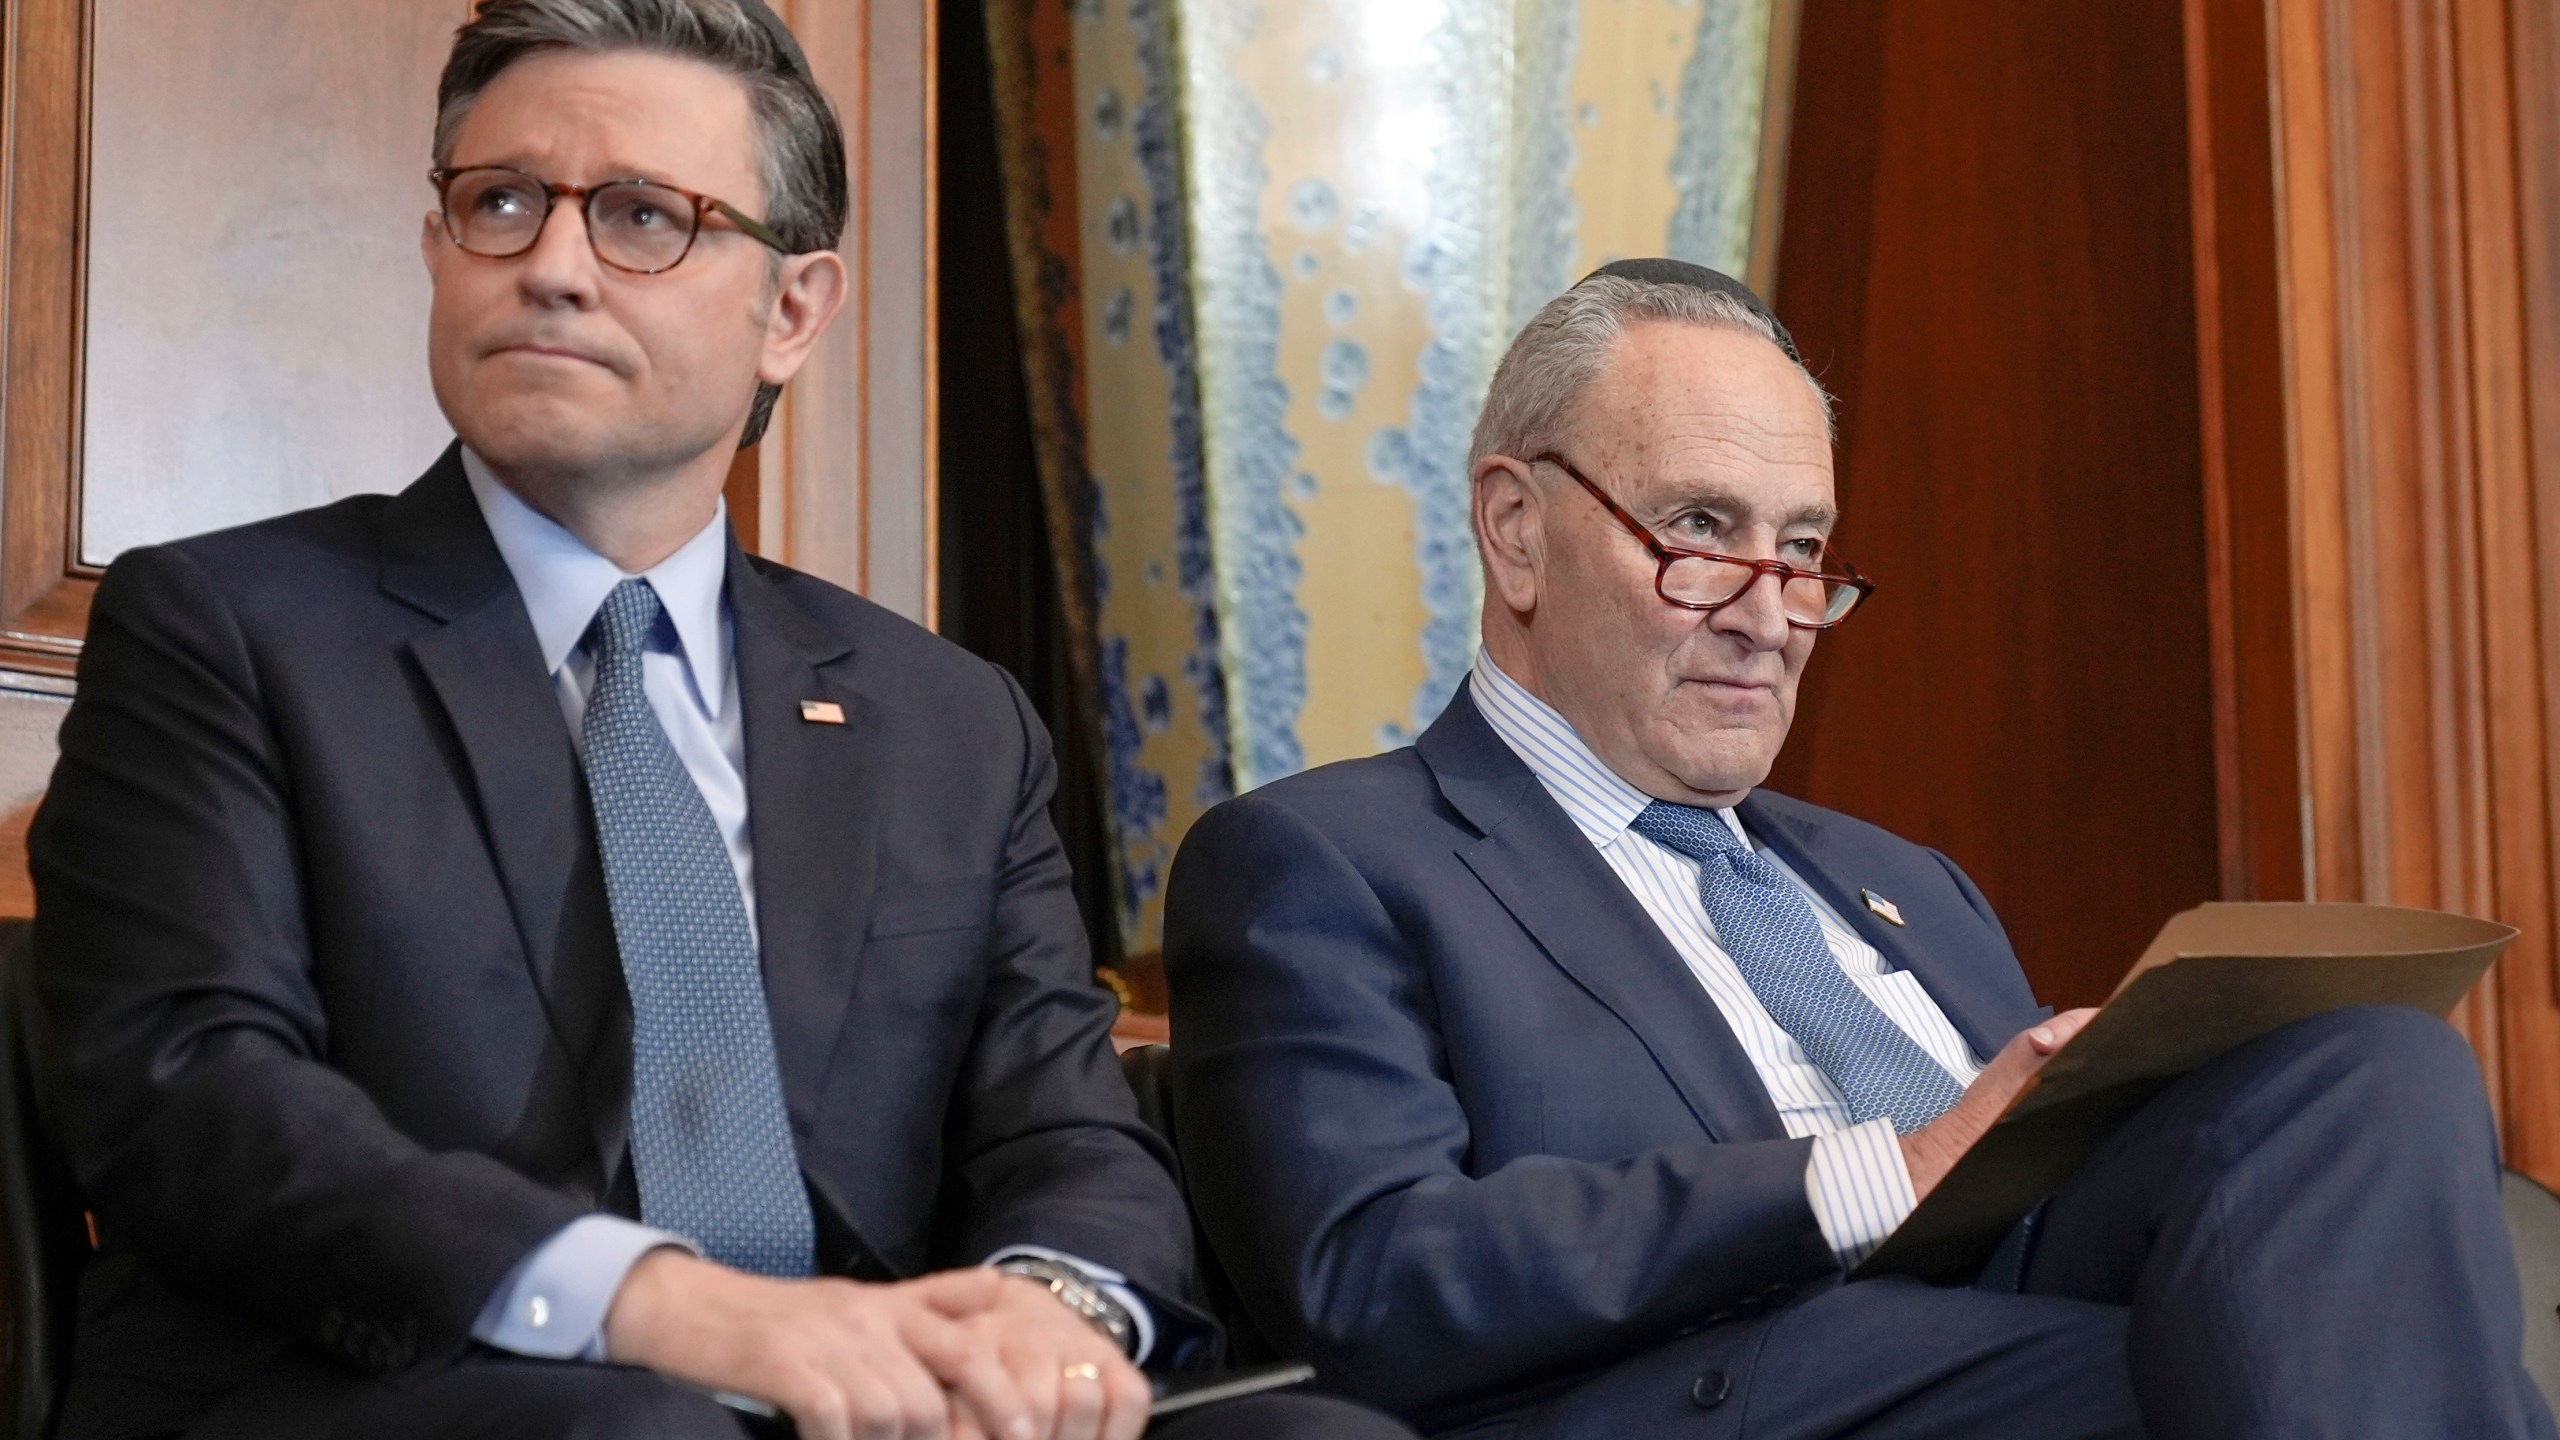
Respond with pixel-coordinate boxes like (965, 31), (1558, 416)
(1899, 1007), (2099, 1202)
(1855, 901), (2517, 1283)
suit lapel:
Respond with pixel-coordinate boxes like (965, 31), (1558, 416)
(385, 462), (892, 1216)
(725, 550), (877, 1136)
(381, 449), (625, 1168)
(1420, 688), (1788, 1144)
(1736, 795), (2019, 1062)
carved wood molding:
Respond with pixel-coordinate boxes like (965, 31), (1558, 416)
(0, 0), (95, 679)
(2190, 0), (2560, 1182)
(758, 0), (940, 628)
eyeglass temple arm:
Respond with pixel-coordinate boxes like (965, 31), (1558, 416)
(711, 199), (792, 255)
(1530, 452), (1678, 561)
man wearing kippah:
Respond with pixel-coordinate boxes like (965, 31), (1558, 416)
(26, 4), (1414, 1438)
(1165, 261), (2556, 1438)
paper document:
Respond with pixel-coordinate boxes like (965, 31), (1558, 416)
(1850, 902), (2515, 1284)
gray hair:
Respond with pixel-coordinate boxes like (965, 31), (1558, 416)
(1468, 276), (1835, 471)
(434, 0), (850, 448)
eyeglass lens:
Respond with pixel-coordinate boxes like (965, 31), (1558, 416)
(1661, 555), (1860, 624)
(445, 170), (700, 273)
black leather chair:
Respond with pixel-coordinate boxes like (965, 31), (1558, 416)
(1116, 1043), (1272, 1362)
(0, 917), (87, 1440)
(2505, 1169), (2560, 1415)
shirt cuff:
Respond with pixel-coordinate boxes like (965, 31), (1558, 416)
(986, 1245), (1157, 1365)
(1805, 1119), (1919, 1269)
(471, 1214), (698, 1362)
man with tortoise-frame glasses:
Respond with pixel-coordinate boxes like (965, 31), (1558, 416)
(28, 4), (1412, 1439)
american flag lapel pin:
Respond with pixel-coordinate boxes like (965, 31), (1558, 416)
(1861, 888), (1907, 927)
(799, 700), (846, 725)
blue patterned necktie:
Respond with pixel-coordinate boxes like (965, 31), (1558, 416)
(581, 579), (814, 1276)
(1628, 801), (1966, 1135)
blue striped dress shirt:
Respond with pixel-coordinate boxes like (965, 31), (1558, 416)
(1470, 651), (1984, 1266)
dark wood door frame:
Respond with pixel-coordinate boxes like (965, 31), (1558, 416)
(2185, 0), (2560, 1184)
(0, 0), (97, 680)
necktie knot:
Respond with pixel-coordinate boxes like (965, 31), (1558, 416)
(1633, 798), (1965, 1134)
(1629, 800), (1749, 864)
(590, 579), (664, 664)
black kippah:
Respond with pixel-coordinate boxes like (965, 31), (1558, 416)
(1578, 258), (1802, 365)
(735, 0), (814, 83)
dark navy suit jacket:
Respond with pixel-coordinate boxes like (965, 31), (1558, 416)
(1164, 683), (2044, 1430)
(30, 449), (1208, 1440)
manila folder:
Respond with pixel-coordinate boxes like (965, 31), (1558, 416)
(1848, 901), (2515, 1285)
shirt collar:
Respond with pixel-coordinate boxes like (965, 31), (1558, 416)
(1469, 647), (1751, 851)
(461, 448), (732, 715)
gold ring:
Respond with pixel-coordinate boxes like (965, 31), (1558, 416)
(1061, 1363), (1103, 1383)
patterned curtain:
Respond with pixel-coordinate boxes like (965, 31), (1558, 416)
(986, 0), (1801, 988)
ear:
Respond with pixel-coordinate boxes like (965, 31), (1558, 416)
(756, 250), (852, 386)
(1473, 453), (1545, 617)
(421, 211), (445, 278)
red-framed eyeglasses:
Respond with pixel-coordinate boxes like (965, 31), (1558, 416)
(1529, 451), (1875, 629)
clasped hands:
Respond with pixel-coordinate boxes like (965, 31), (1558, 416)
(604, 1250), (1152, 1440)
(597, 1013), (2115, 1440)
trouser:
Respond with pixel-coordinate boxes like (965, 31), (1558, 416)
(1481, 1005), (2557, 1439)
(196, 1355), (1414, 1440)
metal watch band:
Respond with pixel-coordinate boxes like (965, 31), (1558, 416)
(993, 1256), (1137, 1356)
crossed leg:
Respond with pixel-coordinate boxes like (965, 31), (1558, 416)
(2027, 1004), (2554, 1439)
(1501, 1006), (2553, 1439)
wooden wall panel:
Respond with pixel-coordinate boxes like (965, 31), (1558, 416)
(2185, 0), (2305, 903)
(79, 0), (466, 566)
(2188, 0), (2560, 1186)
(2515, 0), (2560, 1006)
(1771, 0), (2559, 1179)
(1768, 0), (2223, 1009)
(2, 0), (471, 677)
(0, 4), (944, 899)
(4, 1), (940, 658)
(1, 0), (103, 677)
(751, 0), (940, 625)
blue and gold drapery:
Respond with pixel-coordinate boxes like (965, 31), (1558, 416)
(987, 0), (1801, 974)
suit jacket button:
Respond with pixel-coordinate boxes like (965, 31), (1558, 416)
(1691, 1371), (1731, 1409)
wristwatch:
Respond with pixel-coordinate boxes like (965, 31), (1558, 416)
(993, 1255), (1137, 1356)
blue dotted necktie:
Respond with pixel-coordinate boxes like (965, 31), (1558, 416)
(1629, 801), (1966, 1134)
(581, 579), (814, 1276)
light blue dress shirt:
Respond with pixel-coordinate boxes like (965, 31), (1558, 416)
(1470, 650), (1986, 1267)
(458, 453), (1152, 1363)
